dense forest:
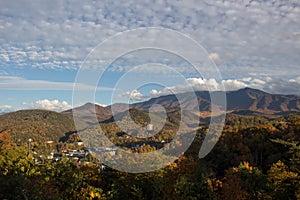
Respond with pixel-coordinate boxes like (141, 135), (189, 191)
(0, 112), (299, 199)
(0, 110), (77, 144)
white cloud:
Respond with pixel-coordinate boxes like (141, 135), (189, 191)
(0, 0), (299, 108)
(150, 78), (222, 97)
(0, 0), (298, 77)
(95, 103), (108, 107)
(117, 89), (148, 101)
(23, 99), (72, 112)
(0, 53), (10, 62)
(0, 105), (14, 113)
(149, 76), (300, 97)
(221, 79), (247, 91)
(186, 78), (220, 91)
(150, 89), (160, 96)
(260, 77), (300, 95)
(0, 105), (12, 109)
(0, 75), (112, 91)
(208, 53), (222, 63)
(291, 76), (300, 83)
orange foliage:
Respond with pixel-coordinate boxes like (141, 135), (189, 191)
(0, 130), (13, 150)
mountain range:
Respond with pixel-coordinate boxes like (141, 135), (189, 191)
(65, 87), (300, 120)
(1, 87), (300, 144)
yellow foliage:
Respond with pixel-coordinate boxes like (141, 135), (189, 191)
(268, 160), (298, 188)
(89, 191), (101, 199)
(207, 178), (223, 192)
(236, 161), (253, 172)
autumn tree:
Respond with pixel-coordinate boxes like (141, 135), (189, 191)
(267, 160), (300, 200)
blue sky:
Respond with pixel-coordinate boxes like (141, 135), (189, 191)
(0, 0), (300, 112)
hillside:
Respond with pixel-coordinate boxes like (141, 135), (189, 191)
(226, 88), (300, 113)
(0, 109), (76, 144)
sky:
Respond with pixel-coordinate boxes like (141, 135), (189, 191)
(0, 0), (299, 113)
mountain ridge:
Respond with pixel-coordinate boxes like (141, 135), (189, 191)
(126, 87), (299, 114)
(62, 88), (300, 125)
(64, 88), (300, 118)
(1, 88), (299, 145)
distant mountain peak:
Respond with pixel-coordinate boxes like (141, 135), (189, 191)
(65, 88), (300, 120)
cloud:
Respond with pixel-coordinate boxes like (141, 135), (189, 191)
(117, 89), (148, 101)
(0, 0), (299, 77)
(260, 77), (300, 95)
(150, 89), (160, 97)
(221, 79), (247, 91)
(208, 53), (222, 63)
(22, 99), (72, 112)
(0, 54), (10, 62)
(149, 76), (300, 97)
(0, 75), (112, 91)
(95, 103), (108, 107)
(150, 78), (227, 97)
(186, 78), (220, 91)
(0, 105), (14, 113)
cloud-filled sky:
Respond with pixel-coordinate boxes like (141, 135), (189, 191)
(0, 0), (299, 112)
